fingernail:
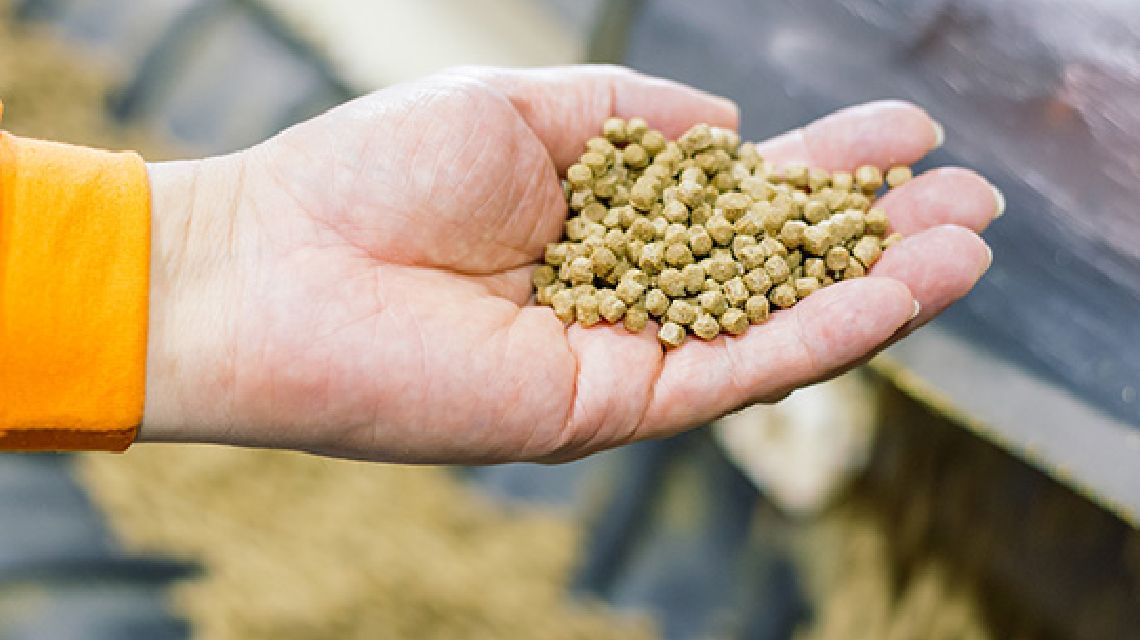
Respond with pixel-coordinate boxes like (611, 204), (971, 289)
(980, 244), (994, 278)
(931, 120), (945, 149)
(991, 185), (1006, 218)
(910, 300), (922, 321)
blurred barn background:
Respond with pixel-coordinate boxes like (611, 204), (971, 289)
(1, 1), (1138, 638)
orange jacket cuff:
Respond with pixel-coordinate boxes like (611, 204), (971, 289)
(0, 109), (150, 451)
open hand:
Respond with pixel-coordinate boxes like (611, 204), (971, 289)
(142, 66), (998, 463)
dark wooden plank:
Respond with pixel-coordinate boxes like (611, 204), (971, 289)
(623, 0), (1140, 512)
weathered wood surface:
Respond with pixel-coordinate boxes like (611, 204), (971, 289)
(623, 0), (1140, 516)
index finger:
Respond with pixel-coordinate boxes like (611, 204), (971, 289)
(445, 65), (740, 172)
(757, 100), (943, 171)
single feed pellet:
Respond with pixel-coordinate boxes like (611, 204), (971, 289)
(535, 118), (908, 348)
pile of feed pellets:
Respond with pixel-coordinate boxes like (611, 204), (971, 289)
(533, 117), (908, 348)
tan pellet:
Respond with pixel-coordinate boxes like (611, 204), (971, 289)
(743, 268), (773, 295)
(682, 263), (707, 293)
(733, 212), (762, 237)
(854, 165), (883, 192)
(623, 268), (650, 287)
(724, 277), (750, 306)
(886, 165), (913, 188)
(545, 243), (568, 266)
(582, 152), (609, 176)
(716, 192), (751, 219)
(666, 299), (698, 326)
(664, 243), (695, 267)
(692, 312), (720, 340)
(645, 288), (670, 317)
(779, 220), (807, 249)
(624, 305), (649, 333)
(568, 256), (594, 284)
(804, 199), (830, 224)
(592, 247), (617, 276)
(864, 207), (890, 235)
(802, 226), (832, 256)
(708, 255), (738, 283)
(552, 289), (576, 323)
(804, 258), (827, 281)
(627, 117), (649, 139)
(663, 199), (689, 224)
(678, 180), (705, 207)
(808, 167), (831, 191)
(678, 123), (713, 154)
(586, 137), (615, 156)
(576, 293), (601, 326)
(737, 244), (766, 271)
(845, 191), (871, 211)
(623, 143), (649, 169)
(658, 267), (688, 297)
(844, 260), (866, 280)
(853, 235), (883, 268)
(616, 205), (639, 229)
(825, 246), (850, 271)
(603, 117), (628, 144)
(698, 290), (729, 316)
(642, 130), (666, 155)
(637, 242), (665, 273)
(616, 278), (646, 305)
(831, 171), (853, 192)
(581, 202), (606, 224)
(739, 175), (771, 201)
(769, 284), (797, 309)
(882, 232), (904, 249)
(794, 276), (821, 298)
(690, 203), (713, 226)
(731, 234), (758, 257)
(784, 163), (810, 189)
(759, 236), (787, 258)
(719, 308), (749, 336)
(533, 264), (557, 288)
(600, 295), (628, 323)
(630, 182), (657, 211)
(658, 321), (687, 349)
(567, 163), (594, 188)
(603, 228), (626, 254)
(745, 295), (770, 324)
(536, 282), (564, 305)
(628, 217), (655, 242)
(688, 225), (714, 256)
(765, 255), (791, 284)
(707, 214), (735, 246)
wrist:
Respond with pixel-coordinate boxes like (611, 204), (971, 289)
(140, 154), (247, 443)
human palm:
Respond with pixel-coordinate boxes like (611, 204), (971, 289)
(142, 66), (999, 463)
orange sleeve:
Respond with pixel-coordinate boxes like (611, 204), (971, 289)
(0, 103), (150, 451)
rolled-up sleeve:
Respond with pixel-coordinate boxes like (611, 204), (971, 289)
(0, 102), (150, 451)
